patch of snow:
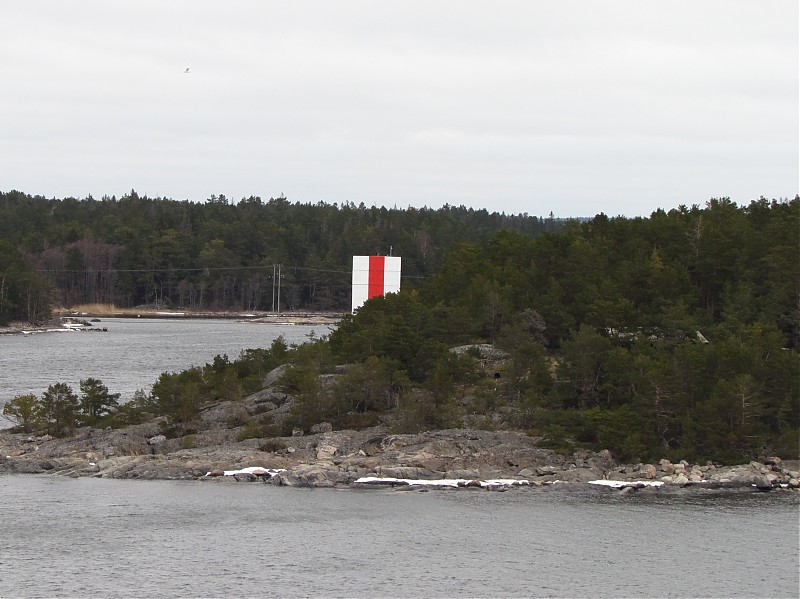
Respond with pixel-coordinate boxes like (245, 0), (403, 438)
(205, 466), (287, 477)
(354, 476), (529, 488)
(588, 479), (664, 488)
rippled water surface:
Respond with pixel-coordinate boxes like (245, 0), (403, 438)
(0, 476), (797, 598)
(2, 320), (798, 597)
(0, 318), (328, 410)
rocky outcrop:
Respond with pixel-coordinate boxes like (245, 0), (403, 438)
(3, 423), (797, 493)
(2, 366), (797, 492)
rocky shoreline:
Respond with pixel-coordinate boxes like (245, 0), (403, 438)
(2, 422), (798, 495)
(0, 311), (342, 335)
(3, 353), (797, 495)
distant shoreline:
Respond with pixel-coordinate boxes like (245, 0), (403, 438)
(0, 309), (343, 334)
(57, 306), (343, 322)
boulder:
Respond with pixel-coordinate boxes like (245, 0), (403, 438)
(752, 475), (773, 491)
(315, 435), (340, 460)
(446, 469), (480, 479)
(449, 344), (509, 361)
(269, 471), (296, 486)
(535, 465), (559, 476)
(6, 458), (46, 474)
(639, 464), (657, 479)
(351, 477), (410, 488)
(672, 474), (689, 487)
(271, 464), (349, 487)
(310, 422), (333, 434)
(261, 364), (292, 388)
(658, 459), (675, 474)
(379, 466), (437, 480)
(244, 388), (289, 410)
(199, 402), (249, 429)
(591, 449), (614, 472)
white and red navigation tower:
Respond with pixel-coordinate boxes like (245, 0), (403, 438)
(351, 255), (401, 313)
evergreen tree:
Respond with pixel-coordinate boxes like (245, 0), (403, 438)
(78, 378), (120, 427)
(40, 383), (80, 437)
(2, 394), (44, 433)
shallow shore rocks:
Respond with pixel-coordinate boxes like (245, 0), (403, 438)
(2, 425), (797, 495)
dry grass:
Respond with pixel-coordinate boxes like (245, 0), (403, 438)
(55, 303), (140, 316)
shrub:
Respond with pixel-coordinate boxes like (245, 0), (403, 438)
(258, 439), (287, 453)
(236, 420), (263, 442)
(338, 411), (381, 430)
(258, 422), (283, 437)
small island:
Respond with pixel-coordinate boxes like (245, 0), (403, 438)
(2, 358), (797, 494)
(1, 194), (798, 491)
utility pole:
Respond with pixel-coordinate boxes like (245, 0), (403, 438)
(277, 263), (282, 316)
(271, 263), (276, 313)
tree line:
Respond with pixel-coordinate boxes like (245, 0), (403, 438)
(4, 195), (798, 464)
(320, 198), (799, 463)
(3, 379), (120, 436)
(0, 190), (553, 323)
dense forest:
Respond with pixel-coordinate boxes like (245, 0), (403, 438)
(0, 190), (550, 322)
(3, 193), (798, 464)
(321, 196), (799, 462)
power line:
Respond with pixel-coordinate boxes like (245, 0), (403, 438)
(35, 263), (428, 280)
(36, 265), (349, 275)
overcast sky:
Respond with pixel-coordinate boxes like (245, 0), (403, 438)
(1, 1), (797, 217)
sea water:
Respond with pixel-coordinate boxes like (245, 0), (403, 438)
(0, 476), (797, 598)
(1, 319), (798, 598)
(0, 318), (329, 411)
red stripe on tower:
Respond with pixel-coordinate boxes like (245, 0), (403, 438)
(368, 255), (385, 299)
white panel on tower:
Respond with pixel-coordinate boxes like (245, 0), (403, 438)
(383, 256), (401, 294)
(351, 256), (371, 314)
(351, 255), (402, 313)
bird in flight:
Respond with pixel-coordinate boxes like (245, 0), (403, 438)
(184, 67), (190, 73)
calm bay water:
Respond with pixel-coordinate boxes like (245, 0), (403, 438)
(0, 318), (329, 411)
(1, 319), (798, 597)
(0, 476), (797, 598)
